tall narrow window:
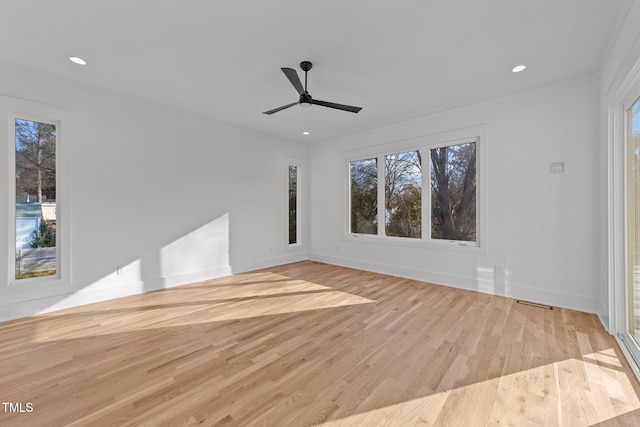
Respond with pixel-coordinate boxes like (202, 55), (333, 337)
(385, 150), (422, 238)
(350, 158), (378, 234)
(14, 118), (57, 280)
(627, 95), (640, 349)
(430, 141), (477, 242)
(289, 164), (298, 245)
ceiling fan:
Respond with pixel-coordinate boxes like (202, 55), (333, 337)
(263, 61), (362, 115)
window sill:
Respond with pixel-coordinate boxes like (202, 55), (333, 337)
(344, 233), (485, 253)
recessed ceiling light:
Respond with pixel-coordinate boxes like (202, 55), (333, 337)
(302, 131), (310, 135)
(68, 56), (87, 66)
(512, 65), (526, 73)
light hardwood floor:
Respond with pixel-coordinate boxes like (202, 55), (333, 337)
(1, 261), (640, 426)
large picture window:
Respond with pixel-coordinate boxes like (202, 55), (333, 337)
(347, 136), (480, 248)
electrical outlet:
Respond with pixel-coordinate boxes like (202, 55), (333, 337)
(494, 264), (504, 274)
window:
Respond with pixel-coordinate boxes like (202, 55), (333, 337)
(385, 151), (421, 238)
(7, 109), (68, 285)
(610, 63), (640, 379)
(625, 94), (640, 365)
(350, 158), (378, 235)
(14, 118), (58, 281)
(430, 142), (476, 242)
(347, 134), (481, 249)
(3, 96), (69, 288)
(289, 164), (299, 245)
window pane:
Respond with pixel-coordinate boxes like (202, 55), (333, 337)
(15, 118), (57, 280)
(350, 158), (378, 234)
(289, 165), (297, 245)
(430, 142), (476, 242)
(385, 151), (422, 238)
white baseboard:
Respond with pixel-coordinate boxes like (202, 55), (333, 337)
(1, 249), (597, 323)
(231, 252), (308, 274)
(0, 283), (145, 323)
(597, 313), (610, 333)
(0, 252), (308, 323)
(309, 252), (599, 314)
(0, 264), (233, 323)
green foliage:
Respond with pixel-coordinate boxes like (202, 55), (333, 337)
(29, 220), (56, 248)
(385, 151), (422, 238)
(15, 269), (56, 280)
(386, 184), (422, 238)
(350, 159), (378, 234)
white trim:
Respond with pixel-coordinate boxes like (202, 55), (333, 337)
(287, 158), (304, 250)
(608, 54), (640, 373)
(0, 251), (309, 323)
(376, 153), (385, 236)
(9, 114), (61, 284)
(232, 253), (308, 275)
(345, 157), (379, 236)
(617, 334), (640, 383)
(609, 102), (625, 334)
(309, 252), (598, 314)
(1, 96), (72, 296)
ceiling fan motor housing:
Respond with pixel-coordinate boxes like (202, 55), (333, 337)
(300, 92), (313, 107)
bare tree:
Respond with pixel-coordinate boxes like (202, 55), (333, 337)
(15, 119), (56, 202)
(385, 151), (422, 238)
(430, 143), (476, 241)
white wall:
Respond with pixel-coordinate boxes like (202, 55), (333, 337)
(309, 76), (601, 314)
(0, 59), (307, 322)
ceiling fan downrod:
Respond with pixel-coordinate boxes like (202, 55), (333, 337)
(300, 61), (312, 93)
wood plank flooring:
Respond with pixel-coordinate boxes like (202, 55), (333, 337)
(1, 260), (640, 426)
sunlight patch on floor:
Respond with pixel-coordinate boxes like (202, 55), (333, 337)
(318, 348), (640, 426)
(33, 286), (375, 342)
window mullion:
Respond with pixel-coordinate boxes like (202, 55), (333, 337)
(422, 148), (430, 242)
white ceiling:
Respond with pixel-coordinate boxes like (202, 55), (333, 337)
(0, 0), (631, 143)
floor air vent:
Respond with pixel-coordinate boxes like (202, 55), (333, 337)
(516, 300), (553, 310)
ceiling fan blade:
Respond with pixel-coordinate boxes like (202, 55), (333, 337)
(312, 99), (362, 113)
(262, 101), (299, 115)
(282, 67), (305, 95)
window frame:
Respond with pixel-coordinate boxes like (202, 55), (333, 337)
(426, 139), (479, 245)
(344, 126), (487, 253)
(609, 57), (640, 380)
(383, 149), (423, 239)
(348, 157), (379, 236)
(287, 159), (303, 249)
(5, 103), (71, 290)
